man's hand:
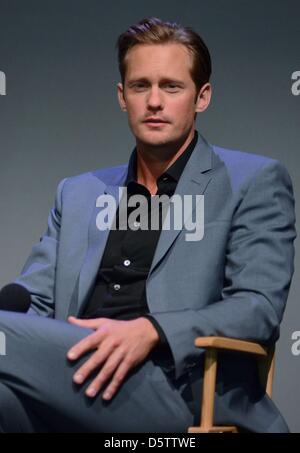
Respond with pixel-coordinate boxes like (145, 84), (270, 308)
(67, 317), (160, 401)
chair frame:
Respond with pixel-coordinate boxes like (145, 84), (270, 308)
(188, 336), (275, 433)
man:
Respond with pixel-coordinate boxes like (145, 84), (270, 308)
(0, 17), (296, 432)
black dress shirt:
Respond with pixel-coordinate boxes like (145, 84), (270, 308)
(81, 130), (198, 358)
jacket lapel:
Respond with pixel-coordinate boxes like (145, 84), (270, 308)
(70, 170), (127, 317)
(148, 134), (214, 275)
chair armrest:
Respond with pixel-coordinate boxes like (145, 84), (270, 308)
(194, 336), (268, 356)
(188, 336), (274, 433)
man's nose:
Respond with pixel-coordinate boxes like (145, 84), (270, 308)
(146, 88), (163, 109)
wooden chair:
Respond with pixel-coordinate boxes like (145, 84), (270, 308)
(188, 336), (275, 433)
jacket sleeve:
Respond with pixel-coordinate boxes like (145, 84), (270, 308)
(149, 160), (297, 380)
(141, 314), (173, 355)
(14, 178), (67, 318)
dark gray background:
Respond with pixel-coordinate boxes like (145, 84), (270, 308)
(0, 0), (299, 432)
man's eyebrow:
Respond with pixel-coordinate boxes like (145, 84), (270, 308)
(127, 77), (185, 85)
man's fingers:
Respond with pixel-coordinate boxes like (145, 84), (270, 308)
(68, 316), (105, 330)
(72, 346), (112, 385)
(72, 338), (121, 386)
(101, 361), (131, 400)
(86, 350), (131, 400)
(67, 328), (106, 361)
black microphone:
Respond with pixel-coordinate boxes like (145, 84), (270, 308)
(0, 284), (31, 312)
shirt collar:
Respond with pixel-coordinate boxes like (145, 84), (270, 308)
(125, 129), (198, 186)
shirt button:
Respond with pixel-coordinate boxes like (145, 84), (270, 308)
(162, 176), (168, 181)
(113, 284), (121, 291)
(123, 259), (131, 267)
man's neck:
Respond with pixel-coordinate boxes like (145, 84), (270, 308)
(135, 128), (195, 194)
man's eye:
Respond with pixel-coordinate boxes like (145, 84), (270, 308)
(165, 84), (180, 91)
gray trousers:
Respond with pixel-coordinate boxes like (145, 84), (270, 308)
(0, 311), (194, 433)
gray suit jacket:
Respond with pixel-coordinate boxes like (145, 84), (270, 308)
(15, 133), (296, 432)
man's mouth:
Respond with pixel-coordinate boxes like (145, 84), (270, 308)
(143, 120), (169, 127)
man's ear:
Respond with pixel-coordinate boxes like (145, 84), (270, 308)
(117, 82), (127, 111)
(195, 82), (212, 113)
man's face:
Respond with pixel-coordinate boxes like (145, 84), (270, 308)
(117, 43), (211, 148)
